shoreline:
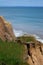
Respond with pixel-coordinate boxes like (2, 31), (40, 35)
(14, 29), (43, 43)
(33, 35), (43, 43)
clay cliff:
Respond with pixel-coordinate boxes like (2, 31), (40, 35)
(0, 16), (15, 41)
(17, 36), (43, 65)
(24, 41), (43, 65)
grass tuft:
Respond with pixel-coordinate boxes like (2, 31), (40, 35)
(0, 39), (29, 65)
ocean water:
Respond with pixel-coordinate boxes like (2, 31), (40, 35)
(0, 7), (43, 40)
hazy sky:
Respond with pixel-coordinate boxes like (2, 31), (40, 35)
(0, 0), (43, 6)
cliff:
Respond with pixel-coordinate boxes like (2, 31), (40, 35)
(17, 36), (43, 65)
(0, 16), (15, 41)
(23, 41), (43, 65)
(0, 16), (43, 65)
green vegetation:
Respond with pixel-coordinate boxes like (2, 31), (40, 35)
(0, 36), (35, 65)
(17, 36), (36, 42)
(0, 39), (28, 65)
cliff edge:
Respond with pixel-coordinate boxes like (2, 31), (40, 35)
(0, 16), (15, 41)
(17, 36), (43, 65)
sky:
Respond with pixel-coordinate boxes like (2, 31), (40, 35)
(0, 0), (43, 7)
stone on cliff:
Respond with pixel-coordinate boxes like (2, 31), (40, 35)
(0, 16), (16, 42)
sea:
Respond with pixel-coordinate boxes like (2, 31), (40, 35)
(0, 7), (43, 43)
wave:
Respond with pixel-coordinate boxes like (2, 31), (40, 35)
(13, 29), (43, 43)
(13, 29), (24, 37)
(33, 35), (43, 43)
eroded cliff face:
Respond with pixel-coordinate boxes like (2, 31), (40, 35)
(24, 42), (43, 65)
(0, 16), (15, 41)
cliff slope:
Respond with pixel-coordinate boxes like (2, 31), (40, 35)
(25, 42), (43, 65)
(0, 16), (15, 41)
(17, 36), (43, 65)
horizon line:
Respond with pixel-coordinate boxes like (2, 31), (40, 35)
(0, 6), (43, 7)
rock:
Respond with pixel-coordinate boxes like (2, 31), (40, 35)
(0, 16), (16, 42)
(24, 41), (43, 65)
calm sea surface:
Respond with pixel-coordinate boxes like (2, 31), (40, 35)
(0, 7), (43, 38)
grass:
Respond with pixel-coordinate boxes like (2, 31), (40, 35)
(17, 36), (36, 42)
(0, 39), (29, 65)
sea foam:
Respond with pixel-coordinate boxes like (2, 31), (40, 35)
(14, 29), (24, 37)
(33, 35), (43, 43)
(14, 29), (43, 43)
